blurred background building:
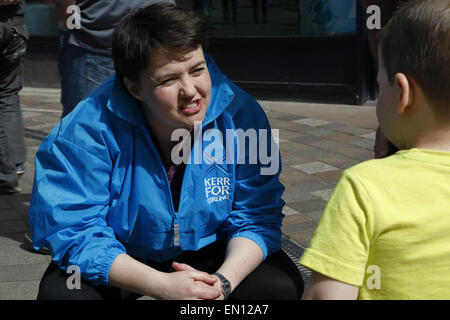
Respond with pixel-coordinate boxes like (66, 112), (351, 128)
(23, 0), (377, 105)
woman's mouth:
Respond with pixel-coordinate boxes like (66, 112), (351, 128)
(181, 100), (202, 115)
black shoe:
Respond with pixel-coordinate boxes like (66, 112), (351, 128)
(16, 164), (25, 177)
(0, 186), (22, 194)
(24, 233), (51, 255)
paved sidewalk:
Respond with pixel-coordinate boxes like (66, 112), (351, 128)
(0, 87), (378, 299)
(262, 100), (377, 247)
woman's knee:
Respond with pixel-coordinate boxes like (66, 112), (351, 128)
(231, 250), (304, 300)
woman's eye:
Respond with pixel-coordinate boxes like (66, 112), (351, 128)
(160, 78), (175, 86)
(192, 68), (205, 75)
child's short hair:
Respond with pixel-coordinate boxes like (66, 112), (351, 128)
(379, 0), (450, 117)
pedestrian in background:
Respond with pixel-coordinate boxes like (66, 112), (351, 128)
(54, 0), (175, 118)
(0, 0), (28, 194)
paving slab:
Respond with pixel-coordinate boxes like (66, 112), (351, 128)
(0, 281), (41, 300)
(292, 161), (339, 175)
(0, 246), (49, 266)
(0, 264), (49, 282)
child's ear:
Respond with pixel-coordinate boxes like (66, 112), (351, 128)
(123, 77), (144, 102)
(394, 73), (414, 114)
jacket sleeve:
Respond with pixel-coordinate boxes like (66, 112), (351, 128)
(220, 97), (285, 260)
(28, 134), (126, 286)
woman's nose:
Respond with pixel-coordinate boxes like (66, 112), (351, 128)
(180, 78), (197, 99)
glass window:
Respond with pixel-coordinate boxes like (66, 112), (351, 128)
(25, 0), (59, 37)
(177, 0), (356, 36)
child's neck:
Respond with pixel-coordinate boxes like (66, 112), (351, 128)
(411, 124), (450, 152)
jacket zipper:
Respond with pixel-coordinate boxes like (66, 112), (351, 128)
(172, 149), (194, 247)
(171, 127), (198, 247)
(140, 115), (209, 248)
(140, 127), (180, 247)
(164, 165), (180, 247)
(173, 221), (180, 247)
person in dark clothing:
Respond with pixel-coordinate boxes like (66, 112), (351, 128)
(0, 0), (28, 193)
(54, 0), (175, 117)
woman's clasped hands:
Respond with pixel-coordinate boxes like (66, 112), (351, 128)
(157, 261), (224, 300)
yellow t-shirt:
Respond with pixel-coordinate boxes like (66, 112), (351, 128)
(299, 148), (450, 299)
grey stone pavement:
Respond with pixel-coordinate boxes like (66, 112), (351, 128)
(0, 74), (378, 300)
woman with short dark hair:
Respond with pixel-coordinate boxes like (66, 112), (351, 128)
(30, 3), (304, 300)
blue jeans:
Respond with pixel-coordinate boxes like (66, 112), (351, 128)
(58, 39), (115, 117)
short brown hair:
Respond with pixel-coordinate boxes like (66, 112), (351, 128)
(112, 3), (208, 82)
(379, 0), (450, 117)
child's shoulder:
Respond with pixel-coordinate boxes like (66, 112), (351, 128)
(343, 148), (450, 185)
(344, 153), (403, 177)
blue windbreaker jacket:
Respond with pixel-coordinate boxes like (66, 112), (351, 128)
(28, 55), (285, 286)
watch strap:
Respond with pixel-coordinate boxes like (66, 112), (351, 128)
(214, 272), (232, 299)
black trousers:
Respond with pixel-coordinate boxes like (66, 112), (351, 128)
(37, 240), (304, 300)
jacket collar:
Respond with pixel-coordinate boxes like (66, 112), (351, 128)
(105, 54), (235, 129)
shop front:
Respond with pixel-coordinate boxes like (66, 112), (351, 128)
(24, 0), (376, 104)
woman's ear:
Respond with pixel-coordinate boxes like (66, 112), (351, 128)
(394, 73), (414, 114)
(123, 77), (143, 101)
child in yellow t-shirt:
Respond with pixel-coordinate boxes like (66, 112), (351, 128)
(299, 0), (450, 300)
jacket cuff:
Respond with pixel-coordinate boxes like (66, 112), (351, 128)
(230, 231), (268, 260)
(99, 247), (127, 286)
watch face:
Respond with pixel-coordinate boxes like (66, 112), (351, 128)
(223, 280), (231, 293)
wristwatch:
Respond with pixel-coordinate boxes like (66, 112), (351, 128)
(214, 272), (232, 299)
